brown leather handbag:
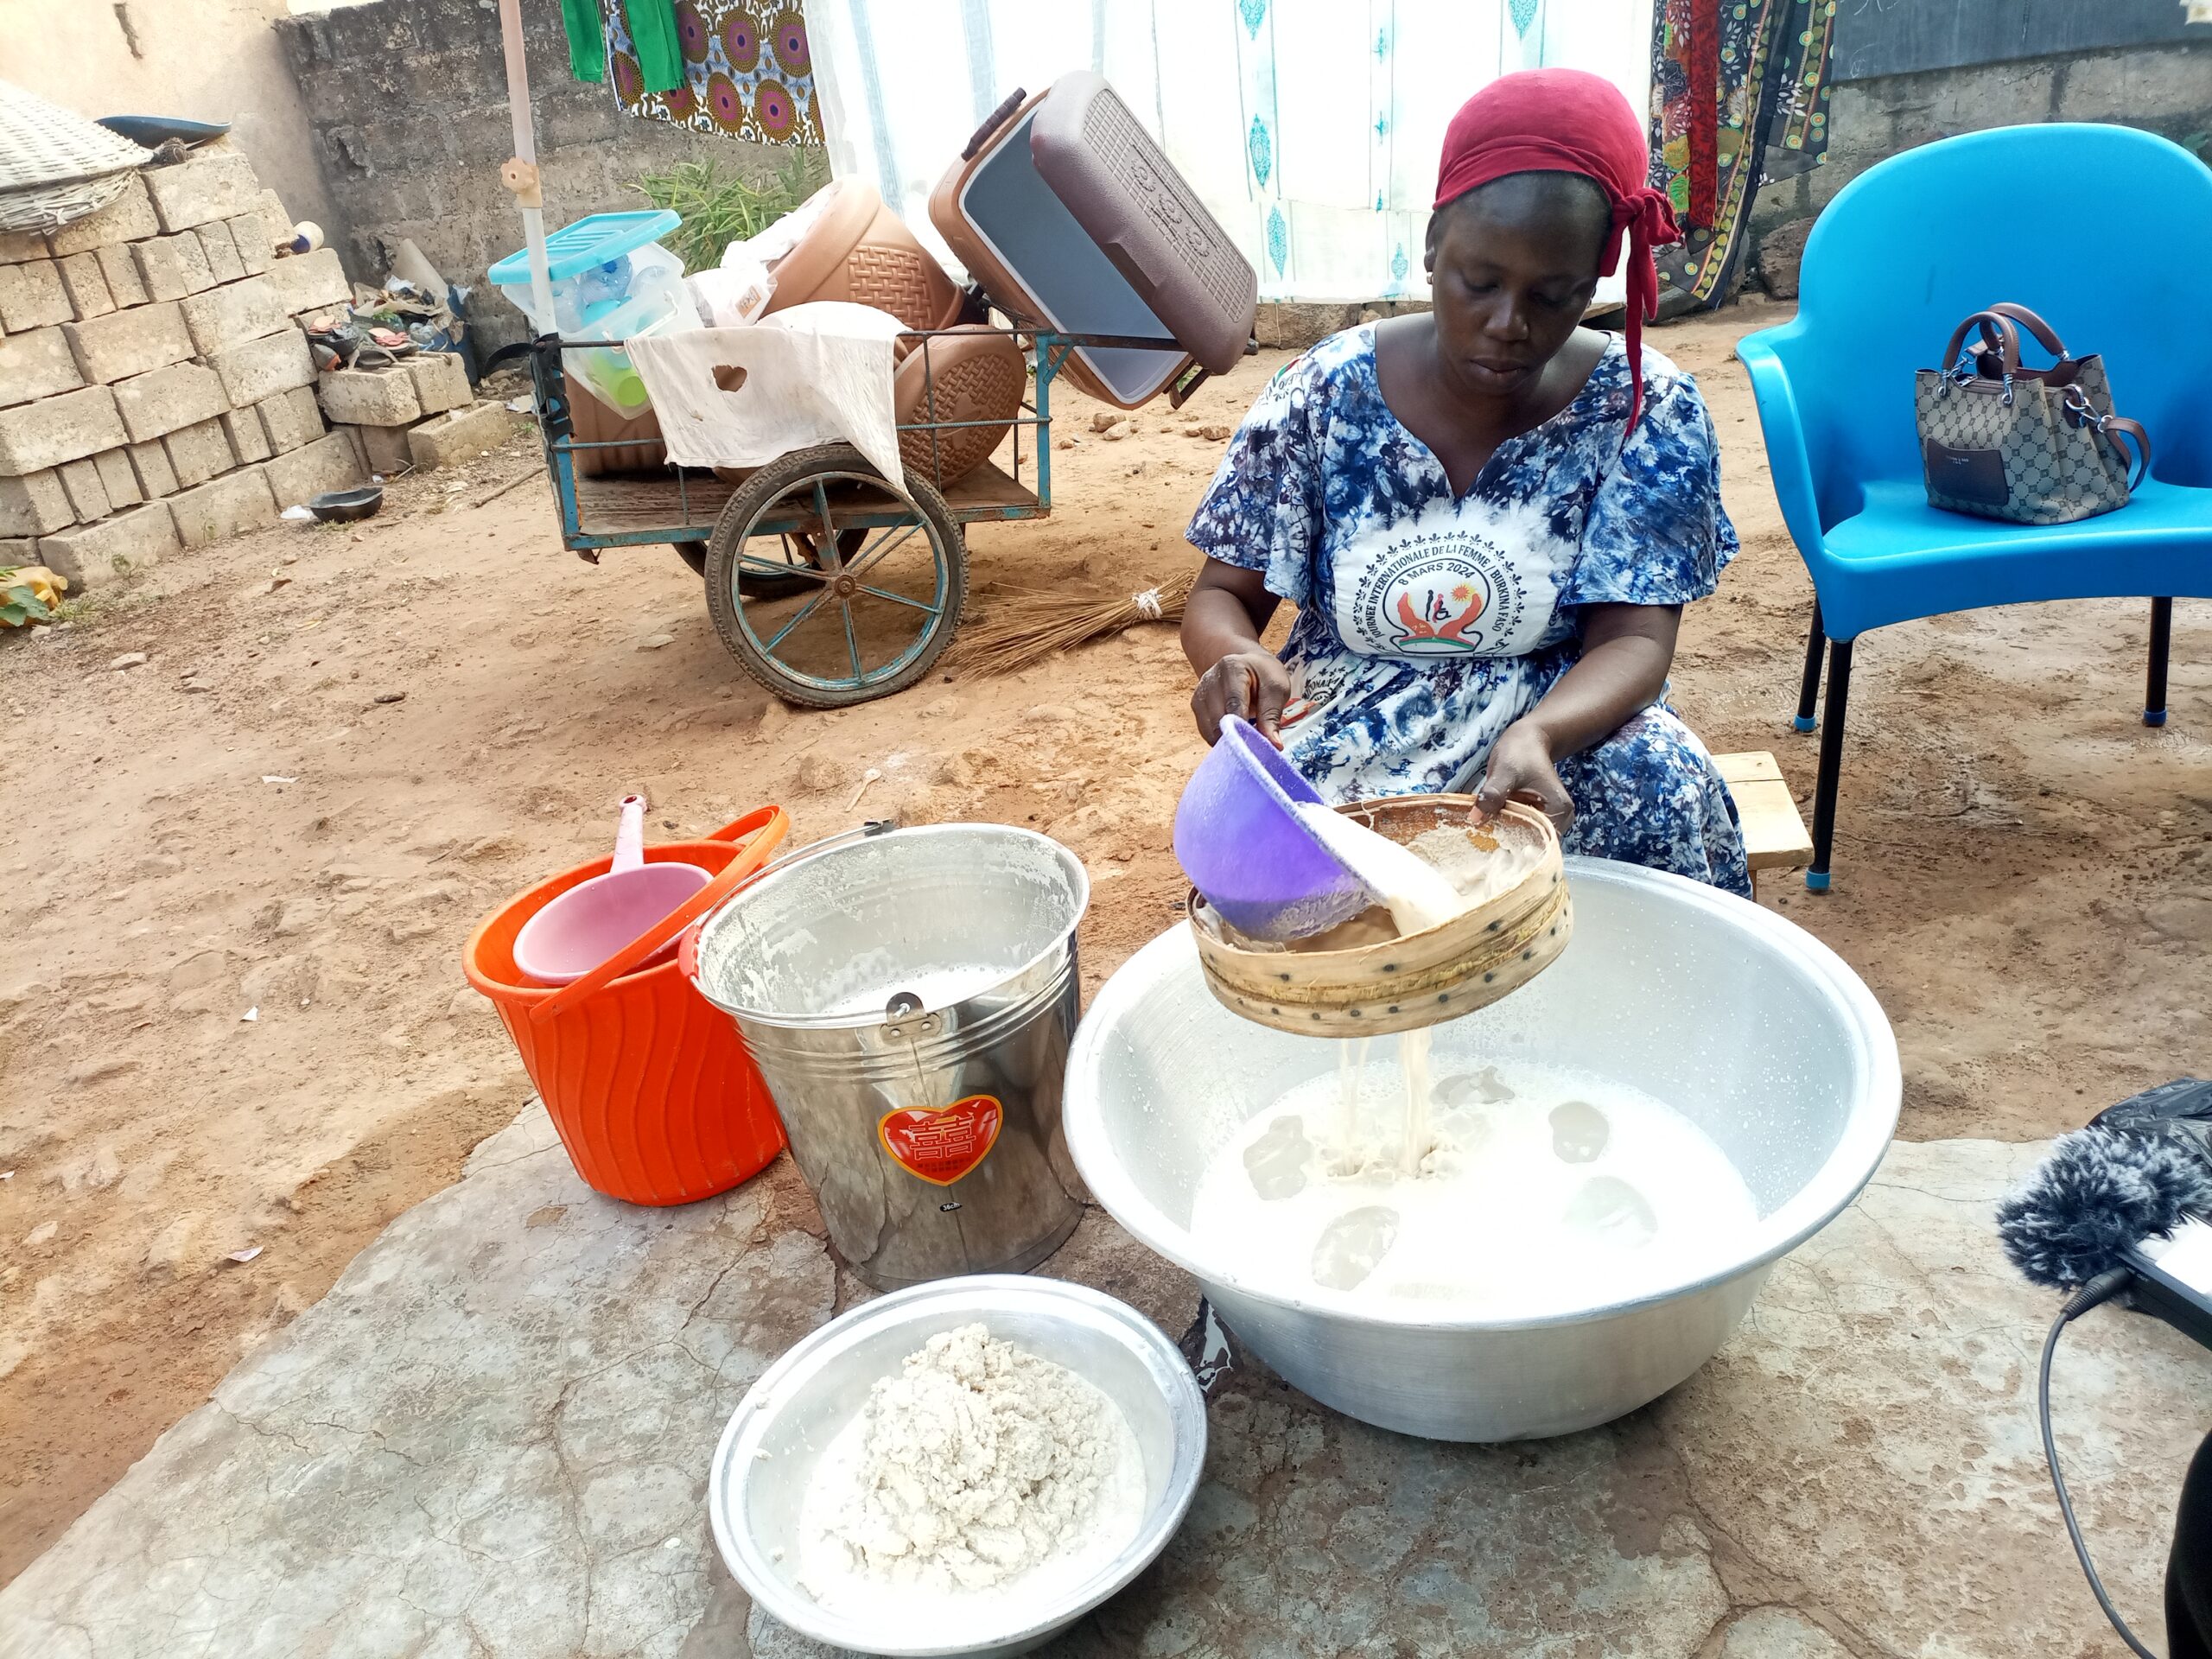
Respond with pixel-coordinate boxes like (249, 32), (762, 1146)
(1916, 302), (2151, 524)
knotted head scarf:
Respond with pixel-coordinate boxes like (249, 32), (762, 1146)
(1433, 69), (1681, 435)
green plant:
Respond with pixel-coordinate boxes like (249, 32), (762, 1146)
(632, 149), (825, 273)
(1, 568), (54, 628)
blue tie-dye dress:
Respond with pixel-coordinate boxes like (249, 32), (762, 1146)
(1186, 326), (1751, 898)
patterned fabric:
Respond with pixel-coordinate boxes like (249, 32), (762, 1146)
(1187, 325), (1750, 897)
(1647, 0), (1834, 309)
(607, 0), (824, 145)
(1555, 707), (1750, 896)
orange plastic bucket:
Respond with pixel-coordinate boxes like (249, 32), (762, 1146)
(463, 807), (791, 1205)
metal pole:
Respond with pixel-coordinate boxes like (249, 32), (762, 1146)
(495, 0), (557, 334)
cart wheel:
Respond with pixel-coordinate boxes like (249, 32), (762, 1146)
(704, 443), (966, 709)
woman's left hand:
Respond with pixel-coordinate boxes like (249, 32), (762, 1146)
(1476, 720), (1573, 833)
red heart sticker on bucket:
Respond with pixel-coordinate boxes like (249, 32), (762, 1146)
(878, 1096), (1003, 1186)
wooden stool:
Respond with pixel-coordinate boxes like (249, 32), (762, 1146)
(1715, 751), (1814, 892)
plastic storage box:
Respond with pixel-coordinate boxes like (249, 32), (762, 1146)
(492, 210), (700, 417)
(931, 73), (1256, 410)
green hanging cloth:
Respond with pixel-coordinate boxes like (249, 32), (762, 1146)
(620, 0), (685, 95)
(558, 0), (605, 81)
(556, 0), (676, 92)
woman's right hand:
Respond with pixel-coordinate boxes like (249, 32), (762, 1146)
(1191, 650), (1294, 747)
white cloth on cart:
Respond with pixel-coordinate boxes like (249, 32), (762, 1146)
(803, 0), (1652, 308)
(624, 302), (906, 485)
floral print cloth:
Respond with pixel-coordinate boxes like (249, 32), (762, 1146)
(1186, 324), (1751, 897)
(1647, 0), (1835, 308)
(607, 0), (824, 145)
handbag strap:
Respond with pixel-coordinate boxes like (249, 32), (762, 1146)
(2058, 384), (2154, 490)
(1975, 302), (2074, 365)
(2101, 416), (2153, 490)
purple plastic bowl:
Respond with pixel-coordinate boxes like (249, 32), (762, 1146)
(1171, 715), (1373, 943)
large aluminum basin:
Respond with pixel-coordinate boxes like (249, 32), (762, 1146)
(1062, 859), (1899, 1441)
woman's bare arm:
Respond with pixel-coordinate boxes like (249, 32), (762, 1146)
(1475, 602), (1679, 827)
(1182, 559), (1295, 746)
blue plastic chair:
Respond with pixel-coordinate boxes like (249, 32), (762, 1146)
(1738, 124), (2212, 889)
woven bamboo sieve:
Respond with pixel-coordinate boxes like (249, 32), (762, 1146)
(1189, 796), (1570, 1038)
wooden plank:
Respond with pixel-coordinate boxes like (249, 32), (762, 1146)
(1733, 783), (1815, 871)
(1713, 749), (1784, 785)
(1713, 751), (1811, 871)
(574, 472), (733, 537)
(944, 460), (1037, 513)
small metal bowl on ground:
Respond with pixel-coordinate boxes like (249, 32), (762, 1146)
(1190, 794), (1569, 1038)
(709, 1275), (1206, 1658)
(307, 485), (384, 523)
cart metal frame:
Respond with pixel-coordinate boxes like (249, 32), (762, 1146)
(523, 323), (1192, 561)
(505, 319), (1198, 706)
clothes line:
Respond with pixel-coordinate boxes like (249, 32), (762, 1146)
(802, 0), (1655, 307)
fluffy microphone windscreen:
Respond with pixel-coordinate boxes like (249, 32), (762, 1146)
(1997, 1127), (2212, 1289)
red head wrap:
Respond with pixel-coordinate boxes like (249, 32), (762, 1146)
(1433, 69), (1681, 435)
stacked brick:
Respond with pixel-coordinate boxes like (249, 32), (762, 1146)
(320, 352), (518, 477)
(0, 147), (365, 591)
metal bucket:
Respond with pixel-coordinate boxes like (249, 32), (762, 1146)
(688, 823), (1090, 1290)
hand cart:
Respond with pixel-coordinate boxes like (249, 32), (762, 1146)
(510, 321), (1199, 709)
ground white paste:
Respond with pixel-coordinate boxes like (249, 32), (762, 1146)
(1404, 818), (1545, 912)
(796, 1324), (1147, 1635)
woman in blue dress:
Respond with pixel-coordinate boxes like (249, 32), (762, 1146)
(1181, 69), (1751, 899)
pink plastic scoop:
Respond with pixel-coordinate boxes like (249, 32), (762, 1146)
(512, 795), (713, 986)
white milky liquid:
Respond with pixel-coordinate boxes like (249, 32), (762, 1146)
(1292, 802), (1465, 935)
(1191, 1058), (1758, 1319)
(1292, 806), (1499, 1175)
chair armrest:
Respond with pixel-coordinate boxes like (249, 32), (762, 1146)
(1735, 329), (1832, 574)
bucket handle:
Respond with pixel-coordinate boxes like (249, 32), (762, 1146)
(677, 818), (897, 985)
(528, 805), (790, 1026)
(704, 811), (772, 844)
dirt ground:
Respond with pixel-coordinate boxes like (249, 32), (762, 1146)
(3, 298), (2209, 1583)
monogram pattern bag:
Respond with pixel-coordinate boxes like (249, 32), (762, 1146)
(1916, 302), (2151, 524)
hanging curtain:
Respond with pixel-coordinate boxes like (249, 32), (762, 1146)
(801, 0), (1652, 307)
(607, 1), (828, 144)
(1647, 0), (1834, 310)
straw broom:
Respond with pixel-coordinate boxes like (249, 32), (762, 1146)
(951, 567), (1198, 677)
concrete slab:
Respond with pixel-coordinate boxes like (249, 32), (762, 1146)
(2, 1125), (2205, 1659)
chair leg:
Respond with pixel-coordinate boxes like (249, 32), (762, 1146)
(1807, 638), (1853, 893)
(2146, 596), (2173, 728)
(1794, 601), (1825, 733)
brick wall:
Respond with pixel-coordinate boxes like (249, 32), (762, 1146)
(1750, 41), (2212, 297)
(275, 0), (806, 353)
(0, 149), (365, 589)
